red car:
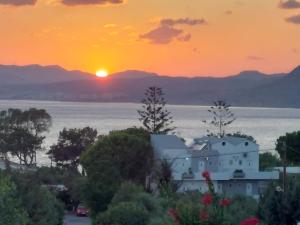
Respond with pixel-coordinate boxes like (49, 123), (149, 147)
(76, 204), (89, 217)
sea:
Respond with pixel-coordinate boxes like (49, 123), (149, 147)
(1, 100), (300, 165)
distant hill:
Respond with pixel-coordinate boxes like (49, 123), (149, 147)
(0, 64), (299, 108)
(0, 64), (94, 86)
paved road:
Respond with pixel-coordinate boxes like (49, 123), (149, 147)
(64, 214), (91, 225)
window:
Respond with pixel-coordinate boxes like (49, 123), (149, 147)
(249, 162), (251, 166)
(222, 142), (226, 146)
(209, 161), (212, 165)
(245, 142), (249, 146)
(239, 160), (242, 165)
(229, 160), (233, 165)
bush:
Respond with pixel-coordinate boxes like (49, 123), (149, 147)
(94, 202), (149, 225)
(11, 172), (64, 225)
(258, 180), (300, 225)
(0, 172), (28, 225)
(224, 195), (258, 225)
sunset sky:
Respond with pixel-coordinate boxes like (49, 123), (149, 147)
(1, 0), (300, 76)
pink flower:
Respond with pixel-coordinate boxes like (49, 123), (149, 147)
(239, 217), (260, 225)
(219, 198), (231, 207)
(201, 193), (213, 205)
(199, 210), (209, 221)
(202, 170), (210, 180)
(168, 208), (180, 224)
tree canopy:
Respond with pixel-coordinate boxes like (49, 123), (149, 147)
(259, 152), (281, 170)
(80, 128), (154, 215)
(0, 108), (51, 166)
(276, 131), (300, 165)
(48, 127), (98, 169)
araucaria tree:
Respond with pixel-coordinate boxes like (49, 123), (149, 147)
(204, 100), (235, 137)
(138, 86), (175, 134)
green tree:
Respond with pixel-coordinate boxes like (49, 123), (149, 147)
(258, 180), (300, 225)
(0, 172), (28, 225)
(81, 160), (121, 215)
(82, 132), (153, 184)
(276, 131), (300, 165)
(0, 108), (51, 166)
(80, 130), (154, 215)
(48, 127), (98, 169)
(138, 86), (175, 134)
(203, 100), (235, 137)
(259, 152), (281, 170)
(12, 172), (64, 225)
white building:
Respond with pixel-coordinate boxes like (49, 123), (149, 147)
(151, 135), (279, 199)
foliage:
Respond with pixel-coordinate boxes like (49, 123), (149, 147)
(166, 171), (260, 225)
(224, 195), (258, 225)
(203, 100), (235, 137)
(11, 172), (64, 225)
(0, 108), (51, 166)
(94, 202), (149, 225)
(80, 130), (154, 216)
(48, 127), (98, 170)
(95, 182), (166, 225)
(138, 86), (175, 134)
(227, 132), (256, 143)
(82, 131), (153, 184)
(110, 127), (151, 142)
(111, 182), (144, 204)
(259, 153), (281, 170)
(0, 172), (28, 225)
(258, 179), (300, 225)
(81, 159), (121, 216)
(276, 131), (300, 165)
(154, 159), (180, 198)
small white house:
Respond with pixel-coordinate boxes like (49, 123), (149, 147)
(151, 135), (279, 199)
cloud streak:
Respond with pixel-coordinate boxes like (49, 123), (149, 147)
(140, 26), (183, 44)
(279, 0), (300, 9)
(140, 17), (205, 45)
(61, 0), (124, 6)
(247, 55), (264, 61)
(0, 0), (37, 6)
(160, 18), (206, 26)
(285, 14), (300, 24)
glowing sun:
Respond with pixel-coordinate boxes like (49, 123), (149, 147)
(96, 70), (108, 78)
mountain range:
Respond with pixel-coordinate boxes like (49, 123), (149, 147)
(0, 64), (299, 108)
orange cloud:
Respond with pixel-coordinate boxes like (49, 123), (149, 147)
(286, 14), (300, 24)
(140, 17), (206, 44)
(279, 0), (300, 9)
(61, 0), (124, 6)
(0, 0), (37, 6)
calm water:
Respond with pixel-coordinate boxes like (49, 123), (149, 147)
(1, 100), (300, 165)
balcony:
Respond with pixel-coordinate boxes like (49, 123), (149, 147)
(233, 169), (245, 178)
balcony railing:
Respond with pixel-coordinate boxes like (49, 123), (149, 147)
(233, 169), (245, 178)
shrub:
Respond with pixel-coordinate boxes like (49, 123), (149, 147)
(0, 172), (28, 225)
(94, 202), (149, 225)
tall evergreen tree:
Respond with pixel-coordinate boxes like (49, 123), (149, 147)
(203, 100), (235, 137)
(138, 86), (175, 134)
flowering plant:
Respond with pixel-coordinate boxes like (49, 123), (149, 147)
(167, 170), (260, 225)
